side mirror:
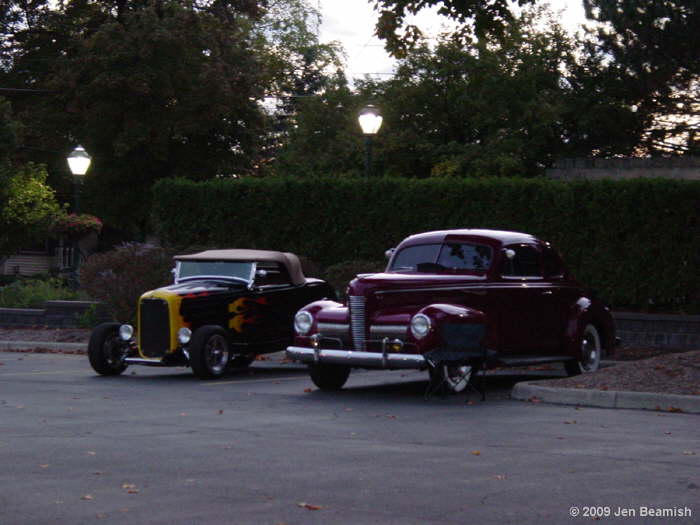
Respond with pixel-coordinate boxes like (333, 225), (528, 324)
(385, 248), (395, 260)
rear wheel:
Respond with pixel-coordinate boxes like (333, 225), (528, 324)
(190, 326), (231, 379)
(88, 322), (128, 376)
(309, 363), (351, 391)
(565, 324), (601, 376)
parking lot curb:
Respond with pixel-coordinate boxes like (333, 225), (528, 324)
(511, 381), (700, 414)
(0, 341), (87, 352)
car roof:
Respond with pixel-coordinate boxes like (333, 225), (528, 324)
(399, 229), (540, 247)
(175, 249), (305, 285)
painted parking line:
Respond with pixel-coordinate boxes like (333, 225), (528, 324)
(1, 370), (87, 376)
(202, 375), (306, 387)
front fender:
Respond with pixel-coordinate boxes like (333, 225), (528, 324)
(413, 303), (487, 353)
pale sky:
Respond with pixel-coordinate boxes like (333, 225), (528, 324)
(317, 0), (588, 82)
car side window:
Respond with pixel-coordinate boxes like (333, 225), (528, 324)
(541, 247), (565, 279)
(256, 262), (292, 286)
(501, 245), (542, 278)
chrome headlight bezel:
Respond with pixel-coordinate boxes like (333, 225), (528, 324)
(294, 310), (314, 335)
(119, 324), (134, 341)
(410, 314), (431, 339)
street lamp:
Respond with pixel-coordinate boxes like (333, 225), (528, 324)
(67, 145), (91, 213)
(66, 145), (92, 285)
(358, 105), (382, 177)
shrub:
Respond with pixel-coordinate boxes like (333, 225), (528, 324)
(152, 177), (700, 313)
(0, 277), (81, 308)
(80, 243), (174, 322)
(323, 260), (386, 300)
(50, 213), (103, 240)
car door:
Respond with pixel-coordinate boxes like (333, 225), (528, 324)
(494, 244), (560, 354)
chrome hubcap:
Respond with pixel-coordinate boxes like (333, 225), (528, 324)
(443, 365), (472, 393)
(205, 334), (229, 375)
(580, 327), (600, 372)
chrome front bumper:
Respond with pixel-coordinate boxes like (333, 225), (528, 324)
(286, 346), (427, 370)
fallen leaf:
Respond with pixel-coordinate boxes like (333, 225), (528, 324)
(121, 484), (136, 489)
(127, 490), (139, 494)
(39, 464), (49, 469)
(298, 502), (322, 511)
(303, 388), (312, 393)
(218, 410), (224, 415)
(528, 396), (541, 403)
(96, 513), (107, 519)
(87, 451), (97, 456)
(93, 471), (103, 475)
(493, 475), (506, 480)
(179, 412), (187, 416)
(564, 420), (577, 424)
(471, 451), (481, 456)
(667, 406), (683, 413)
(81, 494), (94, 501)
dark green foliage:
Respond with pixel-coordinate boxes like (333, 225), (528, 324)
(80, 243), (174, 322)
(323, 260), (386, 300)
(153, 177), (700, 313)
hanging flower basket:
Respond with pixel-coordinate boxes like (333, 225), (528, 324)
(51, 213), (103, 240)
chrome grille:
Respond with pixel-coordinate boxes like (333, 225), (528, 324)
(348, 295), (366, 351)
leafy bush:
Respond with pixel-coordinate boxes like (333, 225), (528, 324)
(80, 243), (174, 322)
(50, 213), (103, 240)
(0, 278), (81, 308)
(323, 260), (386, 300)
(152, 177), (700, 313)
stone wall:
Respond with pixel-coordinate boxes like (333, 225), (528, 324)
(0, 300), (109, 327)
(613, 312), (700, 349)
(546, 157), (700, 180)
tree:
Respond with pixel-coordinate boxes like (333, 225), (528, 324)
(1, 0), (334, 236)
(373, 0), (536, 56)
(273, 71), (365, 177)
(364, 7), (645, 177)
(583, 0), (700, 154)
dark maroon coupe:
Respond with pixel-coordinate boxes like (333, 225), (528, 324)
(286, 229), (616, 392)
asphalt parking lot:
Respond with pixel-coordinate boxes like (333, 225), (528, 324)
(1, 351), (698, 525)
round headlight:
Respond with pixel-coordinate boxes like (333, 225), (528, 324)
(178, 327), (192, 345)
(294, 311), (313, 335)
(410, 314), (431, 339)
(119, 324), (134, 341)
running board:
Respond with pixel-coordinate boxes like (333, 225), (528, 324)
(499, 356), (573, 367)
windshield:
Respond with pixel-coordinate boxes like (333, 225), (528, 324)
(176, 260), (254, 283)
(389, 242), (492, 273)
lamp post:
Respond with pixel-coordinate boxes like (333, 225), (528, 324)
(66, 145), (92, 284)
(358, 105), (382, 177)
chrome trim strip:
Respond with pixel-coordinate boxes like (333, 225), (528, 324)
(369, 325), (407, 336)
(375, 283), (573, 295)
(318, 323), (350, 334)
(286, 346), (427, 370)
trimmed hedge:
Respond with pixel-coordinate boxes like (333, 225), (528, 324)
(153, 177), (700, 313)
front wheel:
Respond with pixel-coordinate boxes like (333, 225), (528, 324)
(565, 324), (601, 376)
(189, 326), (231, 379)
(429, 364), (472, 394)
(309, 363), (351, 391)
(88, 322), (128, 376)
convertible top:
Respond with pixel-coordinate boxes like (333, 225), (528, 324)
(175, 249), (305, 286)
